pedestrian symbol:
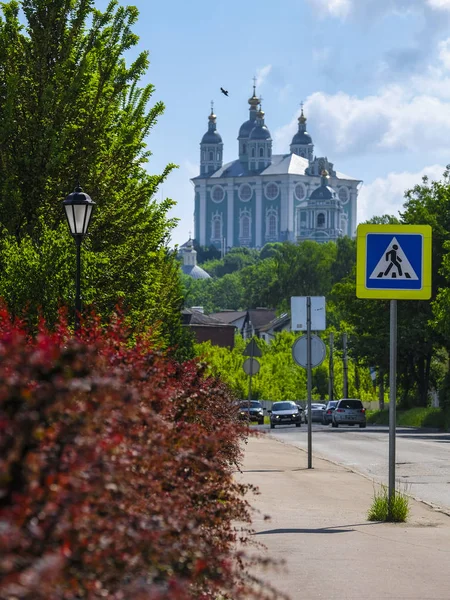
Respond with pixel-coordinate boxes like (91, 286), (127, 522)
(356, 224), (432, 300)
(369, 237), (418, 281)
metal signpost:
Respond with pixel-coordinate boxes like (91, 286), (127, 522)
(243, 340), (262, 419)
(291, 296), (326, 469)
(356, 224), (432, 518)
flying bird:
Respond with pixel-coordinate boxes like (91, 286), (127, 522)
(220, 87), (229, 96)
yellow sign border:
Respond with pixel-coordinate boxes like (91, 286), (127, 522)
(356, 224), (432, 299)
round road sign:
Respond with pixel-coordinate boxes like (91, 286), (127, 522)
(243, 357), (260, 375)
(292, 335), (326, 368)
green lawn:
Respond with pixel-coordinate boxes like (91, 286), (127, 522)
(367, 407), (450, 430)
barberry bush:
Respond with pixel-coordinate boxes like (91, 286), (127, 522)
(0, 309), (286, 600)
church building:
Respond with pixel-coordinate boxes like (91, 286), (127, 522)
(192, 85), (361, 249)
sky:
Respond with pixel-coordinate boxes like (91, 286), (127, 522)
(98, 0), (450, 247)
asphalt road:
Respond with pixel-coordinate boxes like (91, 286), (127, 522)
(254, 422), (450, 513)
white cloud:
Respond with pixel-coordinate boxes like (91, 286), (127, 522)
(274, 86), (450, 157)
(438, 38), (450, 69)
(308, 0), (449, 18)
(427, 0), (450, 10)
(278, 83), (293, 102)
(256, 65), (272, 88)
(307, 0), (351, 18)
(358, 165), (446, 223)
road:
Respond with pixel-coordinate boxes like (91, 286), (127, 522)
(255, 422), (450, 512)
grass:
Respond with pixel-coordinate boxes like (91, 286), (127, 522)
(367, 484), (410, 522)
(366, 407), (449, 430)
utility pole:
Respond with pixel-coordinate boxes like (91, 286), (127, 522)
(328, 332), (334, 401)
(342, 332), (348, 398)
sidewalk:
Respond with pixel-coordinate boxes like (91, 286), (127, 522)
(237, 433), (450, 600)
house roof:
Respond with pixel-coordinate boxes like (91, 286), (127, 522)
(246, 308), (277, 329)
(209, 310), (247, 325)
(182, 309), (234, 327)
(259, 313), (290, 333)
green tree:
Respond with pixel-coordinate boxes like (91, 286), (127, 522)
(267, 241), (337, 310)
(0, 0), (184, 345)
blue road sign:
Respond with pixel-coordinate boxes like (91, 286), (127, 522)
(356, 225), (432, 299)
(366, 233), (422, 290)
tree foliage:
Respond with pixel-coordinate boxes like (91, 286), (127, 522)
(0, 0), (183, 343)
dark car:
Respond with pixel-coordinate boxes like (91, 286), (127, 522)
(322, 400), (338, 425)
(239, 400), (265, 425)
(332, 399), (366, 428)
(269, 401), (302, 429)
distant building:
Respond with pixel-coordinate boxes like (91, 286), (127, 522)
(211, 308), (276, 339)
(181, 308), (235, 348)
(192, 87), (361, 249)
(179, 238), (211, 279)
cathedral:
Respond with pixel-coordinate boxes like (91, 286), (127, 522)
(192, 84), (361, 250)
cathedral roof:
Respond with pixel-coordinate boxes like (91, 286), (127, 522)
(192, 153), (360, 181)
(248, 108), (271, 140)
(201, 130), (222, 144)
(201, 106), (222, 144)
(248, 124), (271, 140)
(181, 264), (211, 279)
(309, 170), (338, 200)
(238, 119), (256, 138)
(291, 131), (313, 145)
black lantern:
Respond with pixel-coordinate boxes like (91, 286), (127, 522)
(62, 184), (96, 332)
(63, 185), (96, 237)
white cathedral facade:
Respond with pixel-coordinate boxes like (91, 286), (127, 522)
(192, 85), (361, 249)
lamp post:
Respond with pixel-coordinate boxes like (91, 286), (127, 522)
(62, 184), (96, 332)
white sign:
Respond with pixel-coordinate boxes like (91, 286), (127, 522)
(291, 296), (326, 331)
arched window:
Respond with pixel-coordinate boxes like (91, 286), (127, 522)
(265, 207), (278, 239)
(268, 215), (276, 236)
(259, 147), (264, 157)
(338, 187), (349, 203)
(317, 213), (325, 228)
(243, 143), (247, 154)
(217, 151), (220, 161)
(211, 212), (222, 241)
(202, 151), (205, 161)
(239, 209), (252, 241)
(209, 151), (214, 161)
(251, 147), (255, 158)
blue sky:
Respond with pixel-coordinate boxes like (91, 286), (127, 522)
(101, 0), (450, 246)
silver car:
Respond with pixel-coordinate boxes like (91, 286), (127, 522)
(304, 403), (326, 424)
(332, 399), (366, 428)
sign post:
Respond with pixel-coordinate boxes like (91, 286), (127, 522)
(291, 296), (326, 469)
(356, 224), (431, 518)
(306, 297), (312, 469)
(243, 341), (262, 428)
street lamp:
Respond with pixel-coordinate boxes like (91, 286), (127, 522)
(62, 184), (96, 332)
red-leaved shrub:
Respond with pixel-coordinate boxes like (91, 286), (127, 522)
(0, 309), (286, 600)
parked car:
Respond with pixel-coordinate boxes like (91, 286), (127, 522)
(304, 403), (326, 424)
(239, 400), (265, 425)
(295, 402), (307, 423)
(322, 400), (339, 425)
(269, 401), (302, 429)
(332, 399), (366, 428)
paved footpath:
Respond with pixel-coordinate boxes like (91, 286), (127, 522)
(236, 433), (450, 600)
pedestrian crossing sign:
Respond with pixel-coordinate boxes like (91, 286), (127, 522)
(356, 224), (432, 299)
